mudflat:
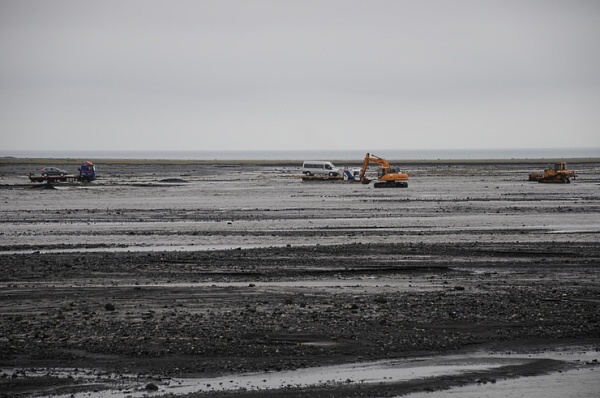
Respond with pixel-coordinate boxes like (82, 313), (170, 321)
(1, 160), (599, 397)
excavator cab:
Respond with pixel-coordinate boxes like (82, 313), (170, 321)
(378, 166), (399, 178)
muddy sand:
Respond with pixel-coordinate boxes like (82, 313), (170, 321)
(0, 159), (599, 397)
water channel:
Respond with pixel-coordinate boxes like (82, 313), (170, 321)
(5, 349), (597, 398)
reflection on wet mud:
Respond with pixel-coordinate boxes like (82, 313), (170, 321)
(5, 350), (598, 398)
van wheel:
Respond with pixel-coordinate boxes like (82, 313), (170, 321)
(329, 172), (335, 176)
(305, 172), (312, 176)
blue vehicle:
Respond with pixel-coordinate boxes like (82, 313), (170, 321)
(77, 161), (96, 183)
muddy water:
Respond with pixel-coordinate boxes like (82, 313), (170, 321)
(18, 350), (598, 398)
(406, 367), (600, 398)
(163, 358), (514, 395)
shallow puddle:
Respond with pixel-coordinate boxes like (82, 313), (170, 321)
(162, 357), (512, 395)
(8, 350), (598, 398)
(0, 243), (296, 255)
(406, 366), (600, 398)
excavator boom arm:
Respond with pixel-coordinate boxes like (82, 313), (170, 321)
(359, 153), (391, 183)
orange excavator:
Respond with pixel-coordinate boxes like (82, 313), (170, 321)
(359, 153), (409, 188)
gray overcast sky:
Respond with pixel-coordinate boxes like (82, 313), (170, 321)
(1, 0), (599, 152)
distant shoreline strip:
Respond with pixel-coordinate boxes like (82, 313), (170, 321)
(1, 157), (599, 166)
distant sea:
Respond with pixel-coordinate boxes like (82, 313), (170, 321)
(1, 148), (599, 161)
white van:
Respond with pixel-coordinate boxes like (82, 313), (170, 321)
(302, 161), (340, 176)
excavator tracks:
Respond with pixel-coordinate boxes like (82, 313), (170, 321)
(374, 181), (408, 188)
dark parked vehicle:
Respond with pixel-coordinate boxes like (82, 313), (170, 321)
(40, 167), (69, 176)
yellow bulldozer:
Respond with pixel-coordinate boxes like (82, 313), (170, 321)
(528, 162), (577, 183)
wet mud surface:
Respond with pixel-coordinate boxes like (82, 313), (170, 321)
(0, 160), (599, 397)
